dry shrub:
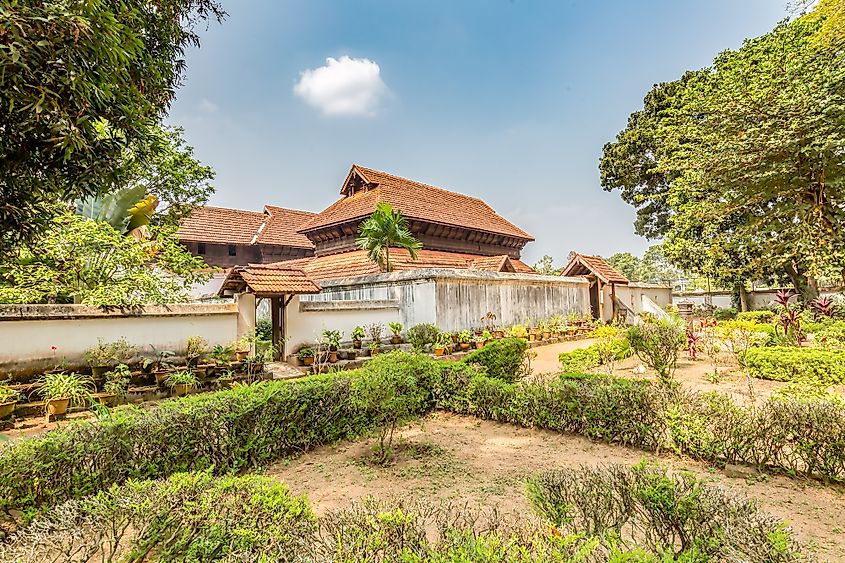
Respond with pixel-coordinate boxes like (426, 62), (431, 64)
(526, 463), (811, 562)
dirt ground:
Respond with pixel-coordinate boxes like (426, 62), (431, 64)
(531, 340), (845, 403)
(268, 411), (845, 561)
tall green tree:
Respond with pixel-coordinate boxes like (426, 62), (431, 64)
(356, 203), (422, 272)
(0, 0), (224, 249)
(601, 3), (845, 302)
(532, 255), (561, 275)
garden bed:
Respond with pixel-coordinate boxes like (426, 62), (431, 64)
(270, 411), (845, 561)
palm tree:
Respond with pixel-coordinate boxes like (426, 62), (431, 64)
(356, 202), (422, 272)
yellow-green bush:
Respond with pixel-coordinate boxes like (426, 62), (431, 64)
(744, 346), (845, 385)
(737, 310), (775, 323)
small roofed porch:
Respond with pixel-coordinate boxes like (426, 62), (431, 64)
(219, 264), (321, 360)
(560, 253), (631, 323)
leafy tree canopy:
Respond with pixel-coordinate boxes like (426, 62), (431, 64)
(0, 213), (210, 306)
(601, 3), (845, 301)
(532, 255), (562, 275)
(0, 0), (224, 249)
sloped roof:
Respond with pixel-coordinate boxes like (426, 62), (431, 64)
(283, 249), (536, 281)
(298, 165), (534, 241)
(257, 206), (316, 248)
(177, 206), (266, 245)
(177, 205), (316, 249)
(219, 264), (321, 296)
(561, 253), (629, 285)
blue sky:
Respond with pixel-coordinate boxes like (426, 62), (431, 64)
(169, 0), (790, 267)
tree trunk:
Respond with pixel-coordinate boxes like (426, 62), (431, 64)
(783, 263), (819, 303)
(737, 284), (749, 312)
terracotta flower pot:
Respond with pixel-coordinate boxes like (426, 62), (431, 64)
(543, 331), (551, 340)
(235, 351), (249, 361)
(171, 384), (191, 397)
(370, 348), (381, 356)
(46, 398), (70, 416)
(460, 343), (470, 351)
(328, 351), (338, 363)
(528, 334), (536, 342)
(494, 331), (504, 339)
(434, 347), (445, 357)
(302, 356), (314, 366)
(0, 401), (17, 419)
(353, 340), (362, 349)
(391, 336), (402, 345)
(98, 394), (118, 407)
(155, 371), (171, 385)
(475, 341), (485, 349)
(91, 365), (110, 378)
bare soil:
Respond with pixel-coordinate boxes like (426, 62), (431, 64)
(268, 411), (845, 561)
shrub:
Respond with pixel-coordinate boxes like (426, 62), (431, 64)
(815, 320), (845, 348)
(558, 347), (600, 372)
(627, 318), (686, 384)
(526, 462), (806, 561)
(714, 307), (738, 320)
(744, 346), (845, 385)
(0, 471), (315, 562)
(406, 323), (440, 352)
(0, 352), (438, 521)
(462, 337), (529, 382)
(737, 310), (775, 324)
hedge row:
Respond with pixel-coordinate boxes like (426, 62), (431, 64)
(0, 352), (440, 521)
(2, 465), (808, 562)
(745, 346), (845, 385)
(436, 371), (845, 481)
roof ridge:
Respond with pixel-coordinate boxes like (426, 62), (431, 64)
(263, 205), (317, 216)
(198, 205), (265, 216)
(354, 164), (494, 209)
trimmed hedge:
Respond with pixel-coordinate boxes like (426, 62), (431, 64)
(0, 352), (439, 520)
(3, 466), (809, 562)
(0, 471), (315, 561)
(745, 346), (845, 385)
(462, 337), (529, 382)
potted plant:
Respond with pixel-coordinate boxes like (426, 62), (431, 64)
(493, 326), (505, 339)
(457, 330), (472, 351)
(297, 346), (315, 366)
(166, 370), (198, 397)
(84, 339), (115, 378)
(510, 324), (528, 339)
(322, 330), (342, 363)
(235, 333), (256, 361)
(0, 385), (20, 419)
(184, 336), (208, 368)
(351, 326), (366, 349)
(474, 330), (492, 349)
(217, 369), (235, 387)
(209, 344), (234, 366)
(433, 333), (450, 357)
(450, 332), (459, 344)
(102, 364), (131, 406)
(367, 323), (384, 348)
(38, 372), (95, 416)
(369, 341), (382, 356)
(388, 322), (403, 345)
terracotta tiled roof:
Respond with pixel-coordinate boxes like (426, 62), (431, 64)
(177, 206), (265, 245)
(283, 249), (536, 281)
(471, 255), (516, 273)
(220, 264), (321, 296)
(177, 205), (316, 249)
(257, 206), (316, 249)
(298, 165), (534, 241)
(561, 253), (629, 285)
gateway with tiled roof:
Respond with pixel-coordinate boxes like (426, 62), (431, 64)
(178, 205), (316, 267)
(299, 165), (534, 260)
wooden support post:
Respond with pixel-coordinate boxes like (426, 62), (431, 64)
(281, 295), (294, 361)
(611, 283), (617, 322)
(270, 296), (281, 361)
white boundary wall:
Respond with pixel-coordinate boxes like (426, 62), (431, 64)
(288, 269), (590, 349)
(0, 304), (238, 376)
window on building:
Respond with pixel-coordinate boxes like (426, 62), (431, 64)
(228, 245), (237, 257)
(197, 243), (206, 254)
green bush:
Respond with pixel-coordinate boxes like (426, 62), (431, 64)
(462, 337), (529, 382)
(744, 346), (845, 385)
(714, 307), (738, 320)
(406, 323), (440, 352)
(627, 318), (686, 383)
(737, 310), (775, 324)
(558, 347), (601, 372)
(526, 462), (805, 561)
(0, 471), (315, 561)
(815, 320), (845, 348)
(0, 351), (438, 520)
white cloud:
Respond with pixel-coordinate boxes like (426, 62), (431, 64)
(293, 56), (388, 117)
(197, 98), (218, 113)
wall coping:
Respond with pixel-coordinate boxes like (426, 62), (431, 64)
(315, 268), (589, 290)
(0, 303), (237, 321)
(628, 282), (672, 289)
(299, 299), (400, 312)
